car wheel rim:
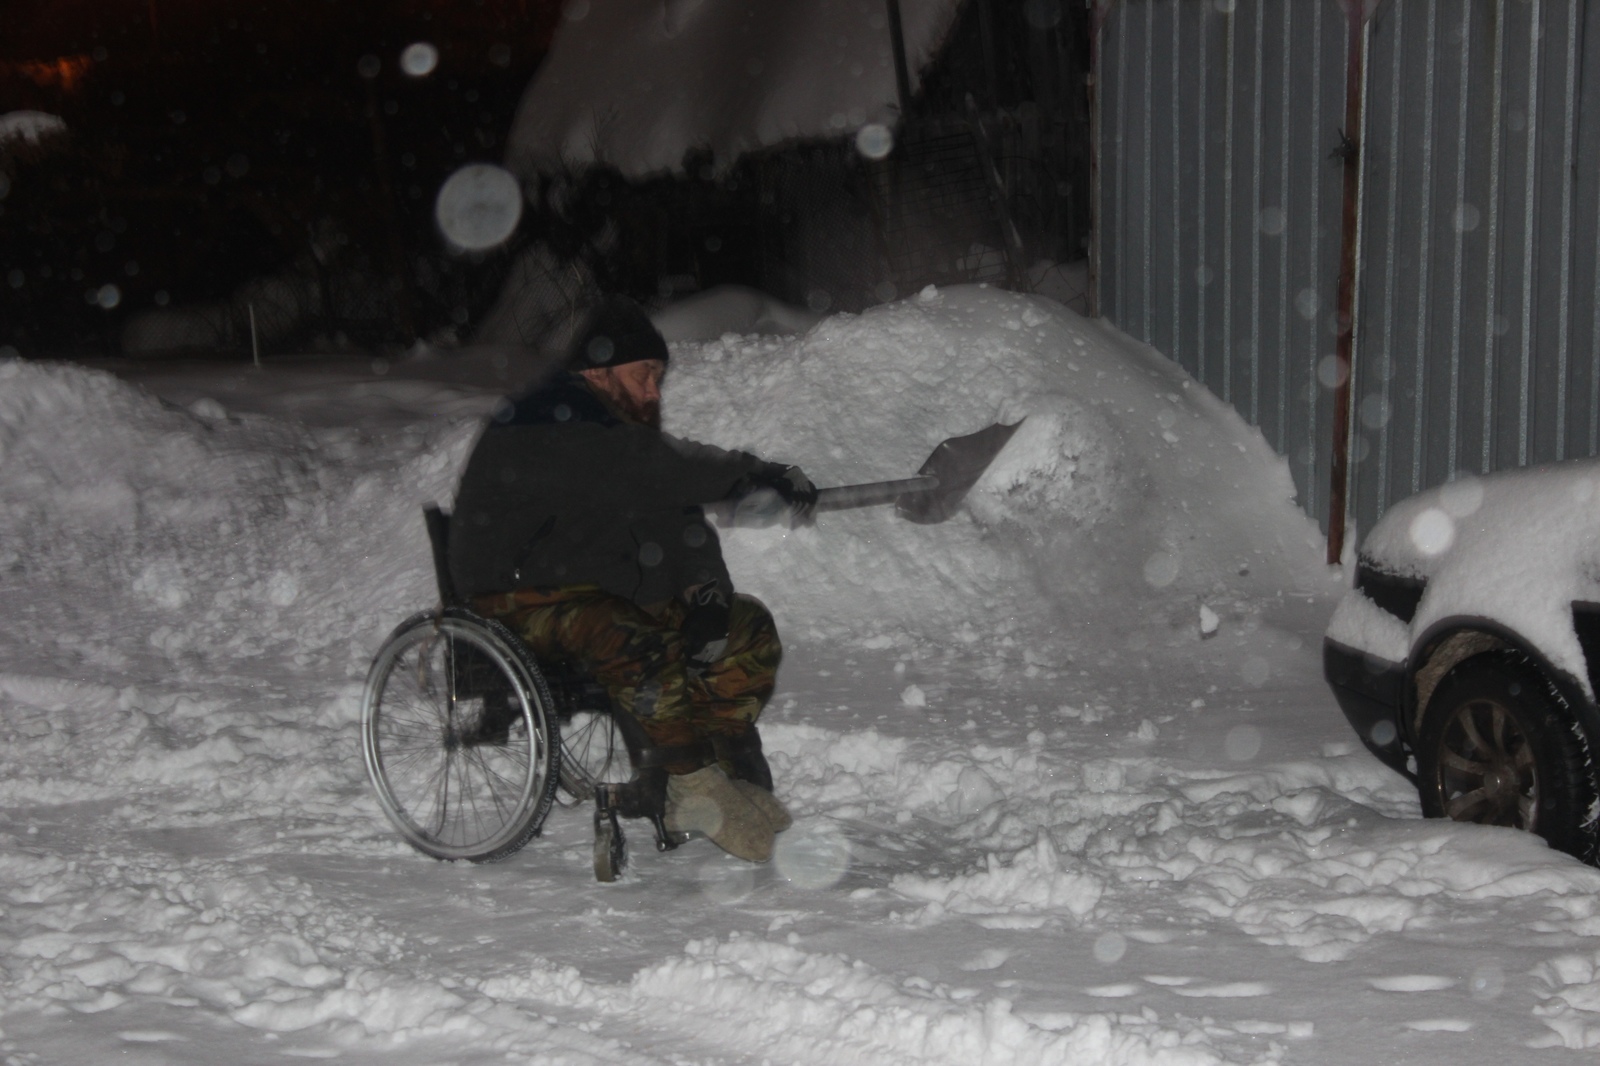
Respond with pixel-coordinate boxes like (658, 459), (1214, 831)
(1436, 696), (1538, 830)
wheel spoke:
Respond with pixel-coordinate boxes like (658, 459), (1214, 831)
(1441, 749), (1489, 775)
(464, 742), (529, 814)
(1459, 704), (1495, 759)
(425, 750), (454, 837)
(1446, 787), (1490, 821)
(1490, 703), (1510, 751)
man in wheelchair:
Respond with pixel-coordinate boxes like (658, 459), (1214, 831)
(447, 296), (816, 863)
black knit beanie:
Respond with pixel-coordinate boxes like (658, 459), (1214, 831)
(566, 296), (669, 371)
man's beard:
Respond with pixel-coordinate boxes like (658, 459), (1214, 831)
(616, 394), (661, 429)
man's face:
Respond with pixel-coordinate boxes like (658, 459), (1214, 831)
(581, 359), (665, 428)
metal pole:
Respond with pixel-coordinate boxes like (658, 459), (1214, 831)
(886, 0), (913, 113)
(249, 301), (260, 369)
(1087, 0), (1108, 319)
(1328, 0), (1367, 565)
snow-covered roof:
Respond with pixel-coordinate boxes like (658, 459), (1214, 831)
(0, 110), (66, 150)
(505, 0), (965, 178)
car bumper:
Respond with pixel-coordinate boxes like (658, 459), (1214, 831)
(1323, 638), (1413, 781)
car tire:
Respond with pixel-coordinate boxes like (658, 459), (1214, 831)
(1418, 655), (1599, 864)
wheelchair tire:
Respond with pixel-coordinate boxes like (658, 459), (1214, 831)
(361, 608), (560, 862)
(594, 808), (626, 883)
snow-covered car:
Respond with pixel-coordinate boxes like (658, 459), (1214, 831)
(1324, 461), (1600, 865)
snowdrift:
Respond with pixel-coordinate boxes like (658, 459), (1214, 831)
(1, 285), (1326, 676)
(671, 284), (1329, 650)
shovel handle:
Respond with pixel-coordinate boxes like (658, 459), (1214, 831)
(814, 475), (939, 512)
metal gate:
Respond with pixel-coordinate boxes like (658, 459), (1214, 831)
(1097, 0), (1351, 531)
(1097, 0), (1600, 549)
(1350, 0), (1600, 538)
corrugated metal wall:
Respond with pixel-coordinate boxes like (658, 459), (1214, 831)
(1098, 0), (1600, 540)
(1098, 0), (1351, 528)
(1351, 0), (1600, 536)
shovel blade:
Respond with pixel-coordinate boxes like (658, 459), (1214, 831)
(895, 419), (1023, 524)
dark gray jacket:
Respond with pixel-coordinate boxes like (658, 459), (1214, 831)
(448, 373), (771, 605)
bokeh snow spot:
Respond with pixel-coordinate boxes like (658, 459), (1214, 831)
(1407, 507), (1455, 556)
(854, 123), (893, 160)
(400, 42), (438, 77)
(1295, 287), (1320, 321)
(1316, 354), (1348, 389)
(1093, 931), (1128, 963)
(774, 822), (851, 890)
(1224, 724), (1262, 761)
(435, 164), (523, 251)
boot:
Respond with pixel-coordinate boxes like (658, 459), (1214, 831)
(665, 766), (774, 862)
(730, 780), (792, 832)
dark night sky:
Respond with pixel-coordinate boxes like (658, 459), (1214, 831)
(1, 0), (564, 353)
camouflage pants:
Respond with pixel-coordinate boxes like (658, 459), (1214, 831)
(474, 586), (781, 771)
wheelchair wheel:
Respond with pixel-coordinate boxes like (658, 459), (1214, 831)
(559, 710), (632, 802)
(361, 608), (559, 862)
(594, 807), (626, 882)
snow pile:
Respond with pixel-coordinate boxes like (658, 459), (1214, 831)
(1534, 951), (1600, 1049)
(507, 0), (963, 177)
(669, 285), (1328, 648)
(0, 358), (470, 819)
(0, 358), (469, 669)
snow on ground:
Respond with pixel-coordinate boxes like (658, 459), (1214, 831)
(3, 286), (1600, 1064)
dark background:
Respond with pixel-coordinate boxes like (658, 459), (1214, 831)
(1, 0), (1090, 357)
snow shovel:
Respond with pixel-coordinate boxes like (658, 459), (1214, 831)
(730, 420), (1023, 526)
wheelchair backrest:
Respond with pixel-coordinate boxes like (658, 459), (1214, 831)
(422, 505), (463, 608)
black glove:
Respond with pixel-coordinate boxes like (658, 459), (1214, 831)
(748, 462), (817, 523)
(729, 463), (817, 526)
(681, 580), (731, 676)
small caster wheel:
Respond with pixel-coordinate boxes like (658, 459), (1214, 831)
(594, 807), (626, 882)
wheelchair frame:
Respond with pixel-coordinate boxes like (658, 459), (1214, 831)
(360, 505), (769, 881)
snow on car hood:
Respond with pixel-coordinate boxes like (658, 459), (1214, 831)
(1353, 459), (1600, 688)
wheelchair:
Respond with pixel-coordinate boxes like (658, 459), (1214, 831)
(359, 506), (772, 881)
